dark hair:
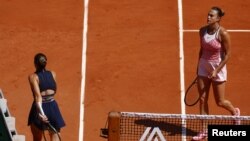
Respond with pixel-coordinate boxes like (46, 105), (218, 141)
(211, 6), (225, 17)
(34, 53), (47, 70)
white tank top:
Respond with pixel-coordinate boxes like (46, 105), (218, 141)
(201, 27), (223, 62)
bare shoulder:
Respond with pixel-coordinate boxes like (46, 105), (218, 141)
(199, 25), (207, 31)
(219, 26), (229, 36)
(199, 25), (207, 36)
(219, 26), (230, 40)
(28, 73), (38, 82)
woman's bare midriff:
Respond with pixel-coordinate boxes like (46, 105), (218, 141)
(40, 89), (55, 96)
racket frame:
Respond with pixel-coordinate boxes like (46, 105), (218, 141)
(184, 76), (200, 106)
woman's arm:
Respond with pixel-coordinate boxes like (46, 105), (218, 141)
(218, 27), (231, 69)
(28, 74), (48, 122)
(197, 28), (204, 75)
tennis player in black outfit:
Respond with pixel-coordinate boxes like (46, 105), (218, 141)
(28, 53), (65, 141)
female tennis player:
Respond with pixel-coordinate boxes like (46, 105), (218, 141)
(28, 53), (65, 141)
(192, 7), (240, 140)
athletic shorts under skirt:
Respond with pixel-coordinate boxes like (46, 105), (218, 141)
(198, 58), (227, 82)
(28, 100), (65, 131)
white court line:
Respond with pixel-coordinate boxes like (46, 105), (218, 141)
(177, 0), (187, 141)
(177, 1), (186, 115)
(183, 29), (250, 32)
(80, 0), (89, 141)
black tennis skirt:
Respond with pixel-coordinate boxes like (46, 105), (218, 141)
(28, 100), (66, 131)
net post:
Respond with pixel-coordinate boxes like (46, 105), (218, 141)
(108, 111), (120, 141)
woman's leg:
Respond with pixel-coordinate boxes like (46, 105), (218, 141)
(198, 76), (211, 115)
(49, 130), (61, 141)
(30, 123), (43, 141)
(192, 76), (212, 140)
(212, 81), (236, 115)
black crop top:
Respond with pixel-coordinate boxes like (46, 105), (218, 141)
(36, 70), (57, 92)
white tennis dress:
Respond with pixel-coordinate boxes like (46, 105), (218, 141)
(198, 27), (227, 82)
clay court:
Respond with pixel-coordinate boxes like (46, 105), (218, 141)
(0, 0), (250, 140)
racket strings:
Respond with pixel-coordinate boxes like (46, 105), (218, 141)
(185, 78), (200, 106)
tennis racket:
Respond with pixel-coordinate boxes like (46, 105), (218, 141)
(43, 122), (62, 141)
(184, 76), (200, 106)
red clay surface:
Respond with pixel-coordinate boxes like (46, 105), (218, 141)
(0, 0), (249, 141)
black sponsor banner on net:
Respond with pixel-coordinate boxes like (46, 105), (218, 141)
(208, 125), (250, 141)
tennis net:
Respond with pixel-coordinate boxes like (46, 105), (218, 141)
(105, 111), (250, 141)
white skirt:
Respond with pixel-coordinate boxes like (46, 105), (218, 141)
(198, 58), (227, 82)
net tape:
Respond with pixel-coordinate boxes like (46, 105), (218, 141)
(121, 112), (250, 120)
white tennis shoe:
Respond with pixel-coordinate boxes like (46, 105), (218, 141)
(234, 108), (241, 125)
(192, 131), (207, 140)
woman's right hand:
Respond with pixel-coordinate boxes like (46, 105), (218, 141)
(38, 113), (49, 123)
(208, 69), (218, 79)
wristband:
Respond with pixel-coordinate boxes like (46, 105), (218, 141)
(36, 101), (45, 115)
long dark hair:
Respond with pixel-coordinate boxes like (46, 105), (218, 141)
(34, 53), (47, 71)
